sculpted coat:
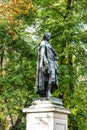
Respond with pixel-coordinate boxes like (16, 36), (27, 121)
(35, 33), (58, 97)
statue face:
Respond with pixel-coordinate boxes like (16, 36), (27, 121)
(44, 32), (51, 41)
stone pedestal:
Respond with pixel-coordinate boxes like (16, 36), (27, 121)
(23, 98), (70, 130)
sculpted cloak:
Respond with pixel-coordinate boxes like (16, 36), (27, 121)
(35, 33), (58, 97)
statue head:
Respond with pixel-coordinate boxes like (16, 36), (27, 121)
(43, 32), (51, 41)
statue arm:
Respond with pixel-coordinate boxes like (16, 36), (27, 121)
(39, 41), (45, 68)
(52, 48), (58, 59)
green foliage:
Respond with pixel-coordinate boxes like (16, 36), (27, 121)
(33, 0), (87, 129)
(0, 24), (37, 129)
(0, 1), (37, 129)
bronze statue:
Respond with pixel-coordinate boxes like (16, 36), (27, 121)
(35, 32), (58, 97)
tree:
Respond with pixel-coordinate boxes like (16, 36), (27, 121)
(33, 0), (87, 129)
(0, 0), (37, 129)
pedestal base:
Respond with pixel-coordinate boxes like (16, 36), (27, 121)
(23, 98), (70, 130)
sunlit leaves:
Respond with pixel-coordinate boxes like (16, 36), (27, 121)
(0, 0), (34, 41)
(33, 0), (87, 129)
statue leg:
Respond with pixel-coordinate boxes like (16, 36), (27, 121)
(47, 79), (52, 97)
(44, 81), (48, 97)
(43, 80), (51, 97)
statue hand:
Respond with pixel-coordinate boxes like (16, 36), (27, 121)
(42, 64), (49, 74)
(43, 64), (51, 75)
(47, 68), (51, 75)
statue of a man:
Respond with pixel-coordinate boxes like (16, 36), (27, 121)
(35, 32), (58, 97)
